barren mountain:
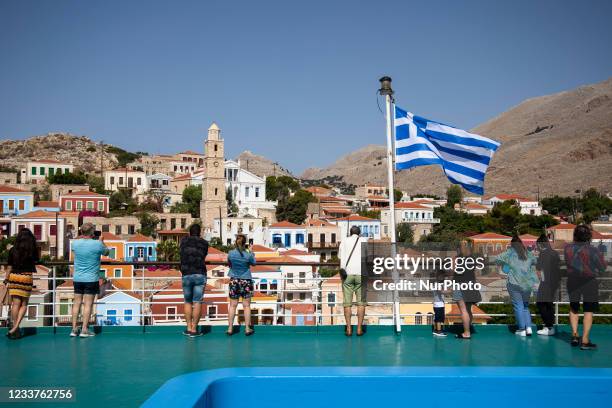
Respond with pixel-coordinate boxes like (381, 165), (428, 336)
(0, 133), (118, 174)
(301, 77), (612, 197)
(234, 150), (293, 178)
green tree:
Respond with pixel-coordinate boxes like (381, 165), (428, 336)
(181, 185), (202, 218)
(157, 239), (180, 261)
(86, 174), (106, 194)
(105, 146), (144, 167)
(47, 171), (88, 185)
(397, 223), (415, 244)
(109, 189), (137, 215)
(266, 176), (300, 201)
(226, 187), (239, 215)
(32, 185), (51, 203)
(0, 236), (16, 262)
(394, 189), (403, 203)
(137, 212), (159, 237)
(446, 185), (463, 207)
(276, 189), (316, 224)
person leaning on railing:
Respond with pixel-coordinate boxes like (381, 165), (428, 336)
(226, 234), (256, 336)
(535, 234), (561, 336)
(496, 234), (538, 337)
(339, 226), (368, 336)
(565, 225), (606, 350)
(5, 228), (39, 340)
(178, 223), (209, 338)
(70, 222), (110, 338)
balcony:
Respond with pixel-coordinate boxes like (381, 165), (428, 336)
(399, 217), (440, 224)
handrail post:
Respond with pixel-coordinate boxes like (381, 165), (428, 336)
(52, 265), (57, 334)
(141, 265), (146, 333)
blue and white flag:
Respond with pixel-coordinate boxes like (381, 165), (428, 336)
(394, 106), (501, 195)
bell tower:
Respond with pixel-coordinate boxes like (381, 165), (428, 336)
(200, 122), (227, 234)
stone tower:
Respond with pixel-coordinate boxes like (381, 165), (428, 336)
(200, 122), (227, 233)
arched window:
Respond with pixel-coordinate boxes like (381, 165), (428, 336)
(415, 312), (423, 325)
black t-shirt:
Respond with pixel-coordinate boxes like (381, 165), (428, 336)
(536, 248), (561, 288)
(179, 236), (209, 276)
(8, 247), (38, 274)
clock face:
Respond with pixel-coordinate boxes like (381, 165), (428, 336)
(213, 161), (219, 167)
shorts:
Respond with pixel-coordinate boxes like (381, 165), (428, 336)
(73, 281), (100, 295)
(342, 275), (366, 307)
(182, 274), (207, 303)
(452, 290), (463, 302)
(229, 278), (254, 300)
(567, 276), (599, 313)
(433, 306), (445, 323)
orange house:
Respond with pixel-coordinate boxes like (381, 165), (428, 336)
(99, 232), (134, 289)
(468, 232), (512, 256)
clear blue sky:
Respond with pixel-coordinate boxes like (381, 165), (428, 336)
(1, 0), (611, 174)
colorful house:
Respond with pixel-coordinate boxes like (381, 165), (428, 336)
(0, 186), (34, 216)
(266, 221), (307, 249)
(468, 232), (512, 256)
(11, 210), (66, 258)
(332, 214), (381, 240)
(60, 190), (110, 214)
(125, 234), (157, 262)
(95, 288), (142, 326)
(98, 232), (134, 288)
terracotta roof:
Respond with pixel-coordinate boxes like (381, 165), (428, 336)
(333, 215), (379, 222)
(269, 220), (302, 228)
(282, 249), (309, 255)
(266, 255), (305, 264)
(548, 223), (576, 230)
(592, 230), (612, 240)
(367, 195), (389, 201)
(519, 234), (539, 241)
(303, 219), (335, 227)
(0, 186), (30, 193)
(469, 232), (512, 240)
(251, 244), (275, 252)
(101, 232), (122, 241)
(171, 173), (193, 181)
(464, 203), (489, 210)
(283, 303), (315, 313)
(61, 190), (108, 197)
(180, 150), (204, 155)
(14, 210), (59, 219)
(448, 304), (491, 320)
(127, 233), (155, 242)
(395, 202), (430, 209)
(207, 247), (226, 255)
(134, 269), (182, 278)
(251, 264), (281, 272)
(36, 201), (59, 207)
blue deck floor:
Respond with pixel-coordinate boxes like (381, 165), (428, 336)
(2, 325), (612, 407)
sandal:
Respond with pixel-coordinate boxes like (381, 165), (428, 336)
(456, 333), (471, 339)
(571, 334), (580, 347)
(245, 329), (255, 336)
(344, 325), (352, 337)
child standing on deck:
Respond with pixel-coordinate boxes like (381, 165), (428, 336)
(432, 271), (447, 337)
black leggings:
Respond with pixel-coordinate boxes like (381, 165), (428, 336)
(537, 302), (555, 328)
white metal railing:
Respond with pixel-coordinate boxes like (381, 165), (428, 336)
(1, 261), (611, 331)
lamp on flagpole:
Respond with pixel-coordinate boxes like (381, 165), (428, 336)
(379, 76), (401, 334)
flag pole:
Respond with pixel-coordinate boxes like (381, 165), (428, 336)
(379, 76), (401, 333)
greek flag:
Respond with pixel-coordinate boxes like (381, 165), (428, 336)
(394, 106), (501, 195)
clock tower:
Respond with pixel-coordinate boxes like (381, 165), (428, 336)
(200, 122), (227, 234)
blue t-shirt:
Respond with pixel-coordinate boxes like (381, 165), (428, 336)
(228, 249), (256, 279)
(72, 239), (109, 282)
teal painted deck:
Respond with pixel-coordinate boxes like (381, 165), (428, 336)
(2, 325), (612, 407)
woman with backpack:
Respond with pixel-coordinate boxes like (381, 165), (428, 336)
(565, 225), (606, 350)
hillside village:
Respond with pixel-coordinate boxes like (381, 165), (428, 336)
(1, 121), (611, 329)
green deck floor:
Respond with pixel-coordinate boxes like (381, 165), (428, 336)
(2, 325), (612, 407)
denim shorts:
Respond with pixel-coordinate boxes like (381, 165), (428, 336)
(182, 274), (206, 303)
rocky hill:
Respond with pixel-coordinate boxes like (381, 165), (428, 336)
(301, 77), (612, 197)
(234, 150), (293, 178)
(0, 133), (119, 174)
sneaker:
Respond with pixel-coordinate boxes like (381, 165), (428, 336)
(571, 335), (580, 347)
(537, 327), (555, 336)
(182, 330), (191, 337)
(79, 331), (95, 338)
(189, 331), (203, 338)
(432, 330), (448, 337)
(580, 342), (597, 351)
(526, 327), (533, 336)
(69, 330), (79, 337)
(515, 329), (527, 337)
